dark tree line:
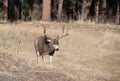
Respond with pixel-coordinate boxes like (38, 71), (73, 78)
(0, 0), (120, 24)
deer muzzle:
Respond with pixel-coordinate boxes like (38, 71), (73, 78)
(53, 44), (59, 51)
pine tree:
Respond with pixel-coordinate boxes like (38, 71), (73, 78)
(58, 0), (63, 21)
(119, 0), (120, 24)
(3, 0), (8, 22)
(42, 0), (51, 21)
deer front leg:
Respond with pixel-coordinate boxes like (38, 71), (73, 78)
(50, 56), (53, 65)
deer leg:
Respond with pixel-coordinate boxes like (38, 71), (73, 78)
(41, 55), (46, 64)
(36, 52), (39, 63)
(34, 43), (39, 64)
(50, 56), (53, 65)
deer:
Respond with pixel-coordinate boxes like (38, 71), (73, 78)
(34, 26), (69, 65)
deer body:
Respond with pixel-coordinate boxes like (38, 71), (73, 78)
(34, 27), (69, 65)
(34, 35), (59, 65)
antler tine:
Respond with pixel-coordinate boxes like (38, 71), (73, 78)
(58, 26), (69, 39)
(62, 25), (65, 34)
(58, 33), (69, 39)
(44, 27), (46, 35)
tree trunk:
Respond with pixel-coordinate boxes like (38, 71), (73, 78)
(86, 0), (92, 20)
(102, 0), (106, 8)
(20, 0), (23, 21)
(81, 0), (87, 21)
(57, 0), (63, 21)
(95, 1), (100, 23)
(119, 0), (120, 24)
(42, 0), (51, 21)
(3, 0), (8, 22)
(115, 0), (119, 24)
(101, 0), (106, 23)
(14, 4), (19, 22)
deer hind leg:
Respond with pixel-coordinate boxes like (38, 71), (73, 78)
(36, 51), (40, 64)
(34, 42), (38, 63)
(35, 48), (39, 64)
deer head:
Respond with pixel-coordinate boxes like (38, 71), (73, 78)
(43, 26), (69, 51)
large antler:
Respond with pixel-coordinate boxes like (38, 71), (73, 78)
(58, 26), (69, 39)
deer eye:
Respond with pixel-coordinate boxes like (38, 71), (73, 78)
(45, 36), (52, 43)
(46, 39), (52, 43)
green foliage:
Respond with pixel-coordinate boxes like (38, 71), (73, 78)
(54, 0), (59, 9)
(22, 0), (42, 21)
(76, 0), (82, 7)
(0, 0), (3, 3)
(0, 12), (2, 17)
(22, 0), (30, 21)
(22, 0), (37, 21)
(69, 0), (76, 10)
(0, 0), (3, 17)
(65, 0), (82, 13)
(67, 0), (76, 12)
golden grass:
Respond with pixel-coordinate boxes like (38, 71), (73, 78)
(0, 22), (120, 81)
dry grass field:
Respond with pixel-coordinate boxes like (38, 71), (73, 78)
(0, 21), (120, 81)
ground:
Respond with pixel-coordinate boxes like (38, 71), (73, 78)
(0, 21), (120, 81)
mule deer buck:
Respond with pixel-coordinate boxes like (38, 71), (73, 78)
(34, 26), (69, 65)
